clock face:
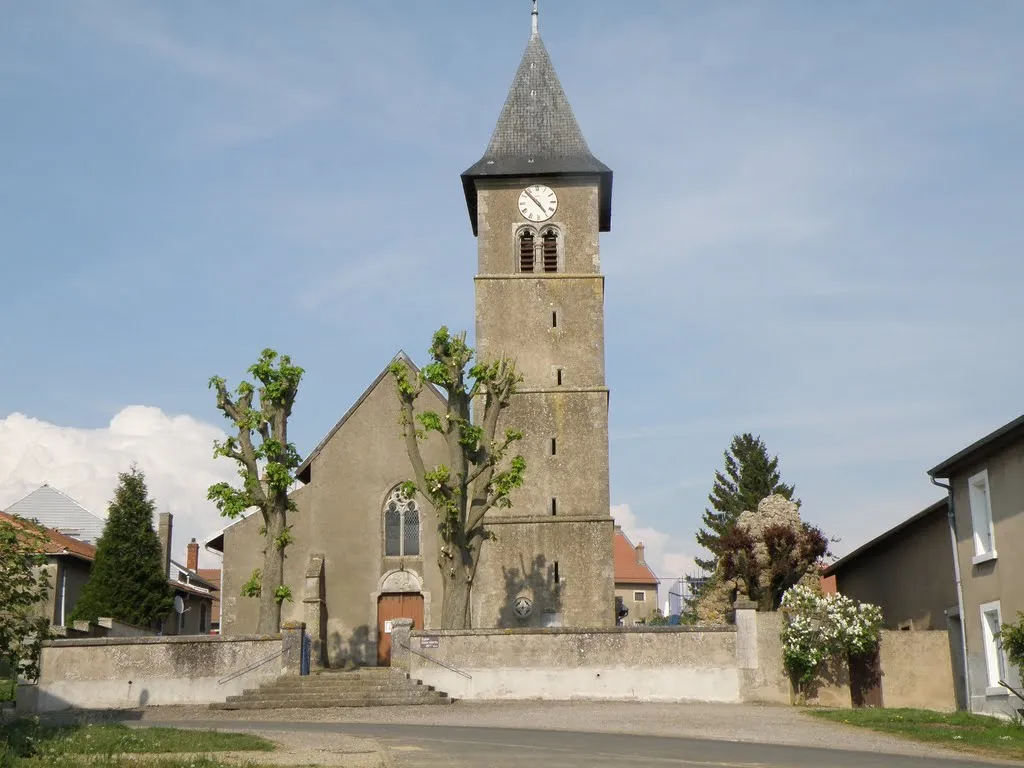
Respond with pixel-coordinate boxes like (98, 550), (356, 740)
(518, 185), (558, 222)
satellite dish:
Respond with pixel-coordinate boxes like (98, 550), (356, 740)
(173, 596), (185, 614)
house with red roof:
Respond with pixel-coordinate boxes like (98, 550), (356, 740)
(0, 509), (96, 628)
(613, 526), (660, 625)
(1, 499), (217, 636)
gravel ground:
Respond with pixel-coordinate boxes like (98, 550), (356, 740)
(187, 730), (388, 767)
(134, 700), (967, 761)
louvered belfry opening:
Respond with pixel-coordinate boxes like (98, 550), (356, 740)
(542, 229), (559, 272)
(519, 230), (535, 272)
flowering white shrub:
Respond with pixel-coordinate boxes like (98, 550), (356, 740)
(779, 584), (883, 686)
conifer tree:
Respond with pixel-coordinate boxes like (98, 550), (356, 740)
(71, 467), (173, 628)
(694, 433), (797, 573)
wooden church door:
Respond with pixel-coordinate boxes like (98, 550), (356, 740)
(376, 593), (424, 666)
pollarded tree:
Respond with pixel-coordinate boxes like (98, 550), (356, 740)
(695, 433), (798, 573)
(0, 517), (52, 681)
(71, 466), (173, 628)
(390, 327), (526, 630)
(208, 348), (304, 635)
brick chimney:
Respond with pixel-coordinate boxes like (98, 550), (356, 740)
(158, 512), (173, 578)
(635, 543), (646, 565)
(186, 538), (199, 571)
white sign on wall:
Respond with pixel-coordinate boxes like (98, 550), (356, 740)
(384, 620), (393, 634)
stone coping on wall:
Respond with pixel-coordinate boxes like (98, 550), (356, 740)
(42, 633), (281, 648)
(410, 625), (735, 637)
(485, 515), (615, 525)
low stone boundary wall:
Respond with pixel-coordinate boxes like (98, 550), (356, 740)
(20, 634), (283, 713)
(878, 629), (956, 711)
(51, 617), (158, 640)
(747, 612), (955, 711)
(406, 625), (741, 703)
(401, 605), (956, 710)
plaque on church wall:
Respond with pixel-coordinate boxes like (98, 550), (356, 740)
(513, 596), (533, 619)
(420, 636), (440, 649)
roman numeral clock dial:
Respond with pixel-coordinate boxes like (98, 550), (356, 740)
(518, 184), (558, 222)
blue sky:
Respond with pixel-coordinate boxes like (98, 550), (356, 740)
(2, 1), (1023, 575)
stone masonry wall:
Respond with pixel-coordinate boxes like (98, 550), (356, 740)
(879, 629), (956, 711)
(22, 634), (282, 713)
(408, 625), (740, 702)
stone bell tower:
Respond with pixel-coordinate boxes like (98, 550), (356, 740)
(460, 2), (615, 628)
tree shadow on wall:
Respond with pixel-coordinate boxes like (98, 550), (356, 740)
(498, 554), (563, 628)
(326, 625), (373, 669)
(849, 649), (883, 708)
(791, 654), (851, 705)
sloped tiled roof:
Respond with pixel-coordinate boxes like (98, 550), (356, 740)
(614, 529), (659, 586)
(822, 499), (948, 577)
(461, 25), (612, 234)
(0, 510), (97, 561)
(928, 412), (1024, 478)
(4, 484), (106, 544)
(170, 558), (218, 593)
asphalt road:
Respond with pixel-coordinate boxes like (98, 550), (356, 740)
(142, 720), (1007, 768)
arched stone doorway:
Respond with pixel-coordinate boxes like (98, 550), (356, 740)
(376, 569), (424, 666)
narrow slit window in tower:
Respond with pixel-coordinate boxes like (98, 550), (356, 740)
(552, 310), (558, 328)
(556, 368), (563, 386)
(542, 229), (559, 272)
(554, 561), (560, 584)
(551, 497), (558, 516)
(519, 230), (535, 272)
(550, 437), (557, 456)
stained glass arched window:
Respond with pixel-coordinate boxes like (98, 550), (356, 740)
(384, 487), (420, 557)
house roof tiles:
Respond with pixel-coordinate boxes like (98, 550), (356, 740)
(614, 529), (659, 586)
(0, 510), (97, 561)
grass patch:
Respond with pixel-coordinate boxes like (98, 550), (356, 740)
(0, 720), (275, 766)
(0, 681), (14, 703)
(809, 707), (1024, 759)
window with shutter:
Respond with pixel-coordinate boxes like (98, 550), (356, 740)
(519, 230), (535, 272)
(542, 229), (559, 272)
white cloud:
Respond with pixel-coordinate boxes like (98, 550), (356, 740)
(611, 503), (698, 582)
(0, 407), (236, 568)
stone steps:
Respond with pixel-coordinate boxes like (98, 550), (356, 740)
(211, 695), (453, 710)
(242, 683), (437, 695)
(211, 667), (452, 710)
(225, 690), (443, 704)
(260, 679), (432, 692)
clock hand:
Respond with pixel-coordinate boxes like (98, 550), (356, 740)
(524, 189), (547, 213)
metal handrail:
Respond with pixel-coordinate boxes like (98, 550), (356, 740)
(218, 650), (283, 685)
(400, 642), (472, 679)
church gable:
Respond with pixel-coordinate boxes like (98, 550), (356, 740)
(296, 352), (443, 485)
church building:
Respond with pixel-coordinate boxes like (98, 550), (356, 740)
(206, 5), (616, 667)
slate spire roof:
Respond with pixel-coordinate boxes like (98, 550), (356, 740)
(461, 9), (613, 235)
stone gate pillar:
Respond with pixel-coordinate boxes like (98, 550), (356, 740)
(303, 554), (326, 670)
(390, 618), (414, 673)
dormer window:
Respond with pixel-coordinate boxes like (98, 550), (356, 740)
(519, 230), (536, 273)
(542, 228), (559, 273)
